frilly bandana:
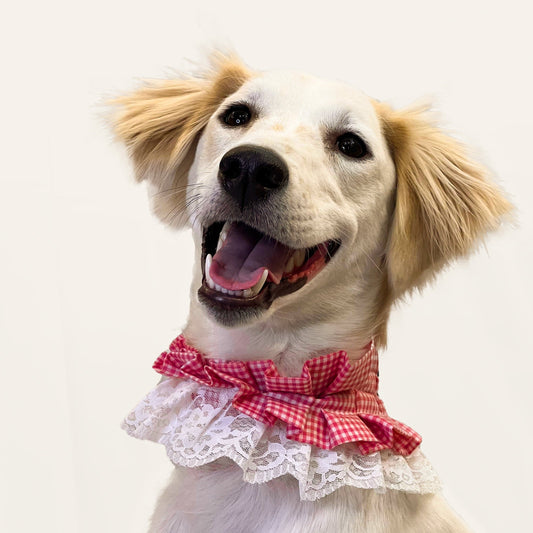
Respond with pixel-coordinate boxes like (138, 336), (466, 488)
(153, 335), (421, 455)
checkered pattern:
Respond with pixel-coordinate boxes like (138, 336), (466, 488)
(153, 335), (422, 455)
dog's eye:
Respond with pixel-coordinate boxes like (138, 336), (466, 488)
(336, 133), (368, 159)
(222, 105), (252, 127)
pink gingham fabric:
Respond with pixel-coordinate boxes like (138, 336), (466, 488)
(153, 335), (422, 455)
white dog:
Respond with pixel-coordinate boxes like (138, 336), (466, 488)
(113, 53), (510, 533)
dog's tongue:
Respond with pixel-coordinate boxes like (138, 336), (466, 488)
(210, 222), (293, 291)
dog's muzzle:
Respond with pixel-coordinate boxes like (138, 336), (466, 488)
(199, 145), (340, 326)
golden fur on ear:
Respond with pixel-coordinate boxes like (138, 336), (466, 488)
(111, 52), (252, 227)
(374, 102), (512, 298)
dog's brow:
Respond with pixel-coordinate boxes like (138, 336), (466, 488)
(320, 109), (368, 141)
(246, 91), (261, 106)
(320, 109), (356, 131)
(230, 91), (262, 111)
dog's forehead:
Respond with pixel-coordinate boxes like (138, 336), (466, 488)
(234, 70), (379, 128)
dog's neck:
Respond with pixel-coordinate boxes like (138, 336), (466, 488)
(183, 255), (388, 376)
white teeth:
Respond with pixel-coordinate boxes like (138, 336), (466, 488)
(293, 249), (306, 268)
(250, 269), (269, 296)
(205, 254), (215, 289)
(227, 289), (244, 297)
(216, 222), (230, 252)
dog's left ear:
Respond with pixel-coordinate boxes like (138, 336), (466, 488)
(111, 53), (252, 227)
(374, 102), (512, 299)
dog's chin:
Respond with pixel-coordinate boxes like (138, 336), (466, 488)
(197, 221), (340, 328)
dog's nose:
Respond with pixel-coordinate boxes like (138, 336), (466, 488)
(218, 145), (289, 210)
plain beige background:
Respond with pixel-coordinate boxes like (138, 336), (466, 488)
(1, 1), (532, 532)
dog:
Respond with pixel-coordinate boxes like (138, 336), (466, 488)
(112, 53), (511, 533)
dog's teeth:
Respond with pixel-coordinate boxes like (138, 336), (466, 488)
(216, 222), (230, 251)
(234, 272), (267, 299)
(284, 256), (295, 274)
(221, 221), (230, 238)
(216, 234), (225, 252)
(205, 254), (215, 288)
(212, 282), (228, 294)
(250, 269), (269, 296)
(294, 250), (305, 268)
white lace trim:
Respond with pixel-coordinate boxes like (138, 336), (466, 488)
(122, 378), (441, 501)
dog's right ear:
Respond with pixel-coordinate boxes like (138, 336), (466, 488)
(111, 53), (252, 227)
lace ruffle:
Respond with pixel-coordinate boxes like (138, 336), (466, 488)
(122, 378), (440, 501)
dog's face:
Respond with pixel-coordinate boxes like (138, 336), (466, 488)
(113, 54), (510, 344)
(188, 71), (396, 327)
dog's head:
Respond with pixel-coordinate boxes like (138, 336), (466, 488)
(112, 53), (510, 345)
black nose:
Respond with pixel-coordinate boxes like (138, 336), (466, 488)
(218, 145), (289, 210)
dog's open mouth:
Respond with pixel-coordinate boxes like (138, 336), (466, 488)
(198, 221), (341, 312)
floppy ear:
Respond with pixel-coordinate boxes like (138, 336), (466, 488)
(111, 53), (252, 227)
(374, 102), (512, 298)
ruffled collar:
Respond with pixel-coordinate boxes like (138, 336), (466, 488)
(152, 335), (421, 456)
(122, 378), (440, 500)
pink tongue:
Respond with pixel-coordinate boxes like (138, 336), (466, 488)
(210, 222), (294, 291)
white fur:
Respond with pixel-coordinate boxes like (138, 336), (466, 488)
(141, 71), (471, 532)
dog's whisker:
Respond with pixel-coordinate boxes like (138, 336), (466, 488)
(160, 193), (202, 225)
(362, 252), (383, 274)
(186, 197), (212, 229)
(151, 183), (208, 199)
